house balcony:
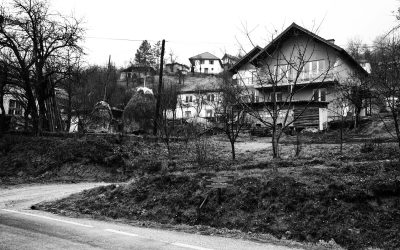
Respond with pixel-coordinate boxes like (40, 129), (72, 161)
(237, 73), (336, 89)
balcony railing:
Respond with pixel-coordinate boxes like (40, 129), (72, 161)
(237, 73), (335, 87)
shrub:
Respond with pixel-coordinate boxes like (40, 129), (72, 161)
(193, 136), (209, 166)
(360, 141), (375, 153)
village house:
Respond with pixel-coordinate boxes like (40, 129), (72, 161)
(229, 23), (369, 131)
(164, 62), (190, 75)
(221, 53), (240, 70)
(1, 94), (24, 117)
(118, 64), (157, 88)
(189, 52), (223, 74)
(0, 85), (26, 131)
(168, 75), (223, 123)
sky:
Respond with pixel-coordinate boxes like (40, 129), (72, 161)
(49, 0), (399, 68)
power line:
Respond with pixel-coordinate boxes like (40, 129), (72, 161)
(86, 36), (235, 45)
(86, 36), (158, 42)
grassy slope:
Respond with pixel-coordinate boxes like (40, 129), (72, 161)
(0, 135), (161, 183)
(3, 133), (400, 249)
(38, 142), (400, 250)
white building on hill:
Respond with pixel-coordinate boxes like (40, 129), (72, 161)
(189, 52), (223, 74)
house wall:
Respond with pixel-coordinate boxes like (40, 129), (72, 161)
(1, 94), (13, 115)
(169, 91), (221, 120)
(1, 86), (25, 116)
(165, 64), (189, 74)
(192, 59), (223, 74)
(241, 35), (360, 130)
(264, 35), (339, 72)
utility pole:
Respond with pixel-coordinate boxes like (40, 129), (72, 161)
(153, 39), (165, 135)
(103, 55), (111, 101)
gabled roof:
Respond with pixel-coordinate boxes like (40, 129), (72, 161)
(121, 64), (157, 74)
(189, 52), (220, 61)
(222, 53), (239, 61)
(228, 46), (262, 74)
(250, 22), (368, 75)
(165, 62), (190, 69)
(179, 76), (223, 94)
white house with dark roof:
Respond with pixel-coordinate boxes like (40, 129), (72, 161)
(189, 52), (223, 74)
(167, 75), (223, 121)
(229, 23), (369, 130)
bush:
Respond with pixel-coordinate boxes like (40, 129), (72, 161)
(193, 136), (209, 166)
(360, 142), (375, 153)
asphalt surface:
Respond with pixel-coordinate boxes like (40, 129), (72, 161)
(0, 183), (302, 250)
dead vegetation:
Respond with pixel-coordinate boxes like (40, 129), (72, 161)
(2, 133), (400, 249)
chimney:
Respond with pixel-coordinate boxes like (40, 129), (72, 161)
(327, 39), (335, 44)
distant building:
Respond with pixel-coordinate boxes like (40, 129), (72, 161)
(0, 85), (25, 117)
(164, 62), (190, 75)
(118, 64), (157, 88)
(221, 53), (239, 70)
(189, 52), (223, 74)
(167, 75), (223, 122)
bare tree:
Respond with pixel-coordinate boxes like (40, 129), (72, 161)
(232, 24), (337, 158)
(0, 0), (84, 132)
(369, 34), (400, 150)
(335, 71), (369, 129)
(214, 73), (248, 160)
(157, 83), (178, 158)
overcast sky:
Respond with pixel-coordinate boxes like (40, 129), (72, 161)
(51, 0), (399, 68)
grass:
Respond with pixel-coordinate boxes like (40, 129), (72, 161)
(2, 133), (400, 249)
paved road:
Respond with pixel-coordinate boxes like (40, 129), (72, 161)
(0, 183), (302, 250)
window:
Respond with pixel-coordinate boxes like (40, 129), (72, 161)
(274, 65), (287, 80)
(185, 111), (191, 118)
(319, 60), (326, 73)
(204, 68), (208, 73)
(209, 60), (214, 64)
(320, 89), (327, 101)
(313, 89), (327, 101)
(206, 109), (213, 117)
(287, 66), (295, 82)
(311, 61), (318, 75)
(313, 89), (319, 101)
(200, 60), (205, 64)
(303, 60), (327, 80)
(207, 94), (214, 102)
(8, 100), (23, 115)
(271, 92), (282, 102)
(276, 92), (283, 102)
(365, 98), (372, 116)
(303, 62), (311, 79)
(185, 95), (193, 102)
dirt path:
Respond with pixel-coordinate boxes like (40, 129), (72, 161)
(0, 182), (110, 210)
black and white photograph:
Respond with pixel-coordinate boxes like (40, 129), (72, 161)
(1, 0), (400, 249)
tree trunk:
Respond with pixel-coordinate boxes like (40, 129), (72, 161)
(295, 131), (301, 157)
(391, 110), (400, 152)
(37, 95), (48, 133)
(354, 107), (362, 129)
(65, 92), (72, 132)
(271, 125), (280, 159)
(230, 140), (236, 160)
(0, 92), (5, 133)
(340, 116), (344, 154)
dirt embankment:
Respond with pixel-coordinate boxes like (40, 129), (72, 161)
(0, 135), (173, 184)
(3, 134), (400, 249)
(38, 161), (400, 250)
